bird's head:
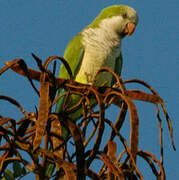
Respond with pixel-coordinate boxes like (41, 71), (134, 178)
(89, 5), (138, 38)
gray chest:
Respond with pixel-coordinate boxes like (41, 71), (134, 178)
(75, 27), (121, 86)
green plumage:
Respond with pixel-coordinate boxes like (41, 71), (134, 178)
(59, 34), (83, 80)
(88, 5), (138, 29)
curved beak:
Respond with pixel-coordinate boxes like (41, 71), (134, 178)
(124, 22), (136, 36)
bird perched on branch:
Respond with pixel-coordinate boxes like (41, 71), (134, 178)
(55, 5), (138, 137)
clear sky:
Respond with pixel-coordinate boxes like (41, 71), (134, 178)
(0, 0), (178, 179)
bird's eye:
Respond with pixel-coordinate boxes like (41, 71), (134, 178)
(122, 13), (128, 19)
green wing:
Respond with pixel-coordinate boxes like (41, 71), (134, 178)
(56, 33), (84, 115)
(111, 52), (123, 86)
(59, 33), (84, 79)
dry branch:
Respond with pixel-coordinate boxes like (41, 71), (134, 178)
(0, 55), (175, 180)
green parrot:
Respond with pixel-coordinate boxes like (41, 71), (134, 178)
(45, 5), (138, 177)
(55, 5), (138, 137)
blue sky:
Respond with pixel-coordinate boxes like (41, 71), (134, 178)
(0, 0), (178, 179)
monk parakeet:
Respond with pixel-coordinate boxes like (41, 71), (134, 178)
(55, 5), (138, 135)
